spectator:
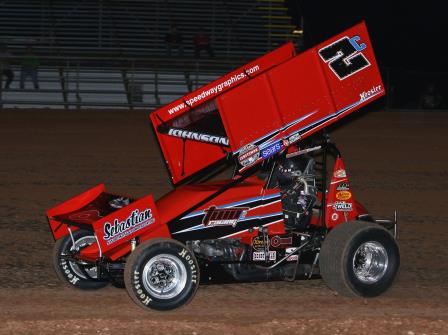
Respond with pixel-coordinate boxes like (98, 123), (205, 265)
(193, 28), (214, 59)
(0, 44), (14, 89)
(165, 24), (183, 57)
(20, 46), (40, 90)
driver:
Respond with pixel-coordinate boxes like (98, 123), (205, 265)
(276, 151), (317, 230)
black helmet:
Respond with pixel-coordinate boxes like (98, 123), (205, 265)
(277, 155), (314, 186)
(280, 155), (313, 175)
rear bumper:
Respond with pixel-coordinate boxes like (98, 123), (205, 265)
(47, 184), (106, 240)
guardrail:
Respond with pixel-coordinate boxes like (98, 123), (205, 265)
(0, 55), (242, 110)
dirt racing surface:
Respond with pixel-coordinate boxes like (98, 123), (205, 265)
(0, 108), (447, 335)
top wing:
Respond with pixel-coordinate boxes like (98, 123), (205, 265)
(150, 22), (384, 184)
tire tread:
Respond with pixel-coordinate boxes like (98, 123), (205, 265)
(320, 221), (394, 297)
(124, 238), (200, 311)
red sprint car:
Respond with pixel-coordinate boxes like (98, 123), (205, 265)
(47, 22), (399, 311)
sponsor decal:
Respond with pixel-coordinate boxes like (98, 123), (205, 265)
(167, 128), (229, 146)
(252, 236), (269, 251)
(253, 251), (276, 261)
(336, 182), (350, 191)
(270, 235), (292, 248)
(331, 213), (339, 221)
(103, 208), (154, 245)
(60, 259), (81, 285)
(336, 191), (352, 201)
(202, 206), (249, 227)
(334, 169), (347, 178)
(133, 270), (152, 305)
(286, 247), (298, 261)
(238, 144), (260, 167)
(287, 132), (301, 145)
(261, 140), (284, 159)
(178, 248), (198, 284)
(360, 85), (382, 101)
(167, 64), (260, 115)
(333, 202), (353, 212)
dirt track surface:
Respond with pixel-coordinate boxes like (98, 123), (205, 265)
(0, 109), (447, 335)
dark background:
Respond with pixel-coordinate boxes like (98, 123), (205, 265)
(284, 0), (448, 109)
(289, 0), (447, 70)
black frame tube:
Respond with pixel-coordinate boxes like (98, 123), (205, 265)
(320, 138), (342, 230)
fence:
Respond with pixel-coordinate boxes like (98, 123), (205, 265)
(0, 0), (300, 60)
(0, 55), (243, 109)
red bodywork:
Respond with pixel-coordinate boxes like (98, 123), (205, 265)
(46, 156), (367, 261)
(47, 22), (382, 262)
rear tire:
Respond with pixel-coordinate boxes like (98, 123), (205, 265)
(320, 221), (399, 297)
(124, 238), (200, 311)
(53, 229), (108, 290)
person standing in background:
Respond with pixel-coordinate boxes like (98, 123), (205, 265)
(193, 28), (214, 59)
(20, 46), (40, 90)
(0, 44), (14, 89)
(165, 24), (184, 57)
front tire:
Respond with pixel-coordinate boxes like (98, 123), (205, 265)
(124, 238), (200, 311)
(320, 221), (400, 297)
(53, 229), (108, 290)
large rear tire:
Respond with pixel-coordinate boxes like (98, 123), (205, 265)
(53, 229), (109, 290)
(320, 221), (399, 297)
(124, 238), (200, 311)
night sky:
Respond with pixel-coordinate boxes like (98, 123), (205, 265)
(293, 1), (447, 71)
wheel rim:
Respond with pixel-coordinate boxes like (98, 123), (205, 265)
(352, 241), (389, 284)
(69, 236), (98, 279)
(142, 254), (187, 300)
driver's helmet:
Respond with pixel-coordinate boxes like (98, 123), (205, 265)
(277, 155), (314, 186)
